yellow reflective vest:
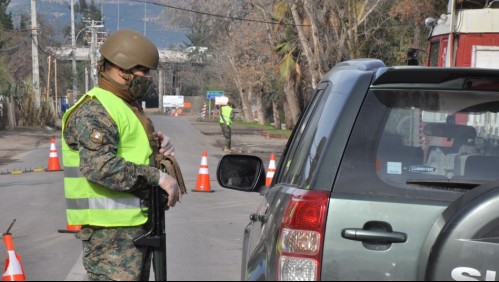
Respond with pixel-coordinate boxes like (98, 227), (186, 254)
(61, 87), (152, 227)
(219, 105), (233, 126)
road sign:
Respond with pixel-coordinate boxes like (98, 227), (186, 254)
(163, 95), (184, 108)
(207, 91), (224, 99)
(215, 96), (229, 106)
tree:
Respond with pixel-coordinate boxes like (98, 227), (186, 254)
(157, 0), (451, 129)
(388, 0), (448, 64)
(161, 0), (259, 122)
(63, 0), (103, 45)
(0, 0), (23, 91)
(0, 0), (13, 32)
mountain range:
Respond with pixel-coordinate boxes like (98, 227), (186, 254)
(8, 0), (190, 49)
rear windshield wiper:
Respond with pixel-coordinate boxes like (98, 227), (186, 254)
(406, 179), (484, 190)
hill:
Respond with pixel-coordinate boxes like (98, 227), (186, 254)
(8, 0), (190, 49)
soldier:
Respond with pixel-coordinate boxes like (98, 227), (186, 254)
(61, 29), (182, 281)
(220, 102), (235, 152)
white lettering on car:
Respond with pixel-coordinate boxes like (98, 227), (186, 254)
(451, 267), (497, 281)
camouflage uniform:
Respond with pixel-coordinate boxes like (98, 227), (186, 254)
(64, 98), (159, 281)
(76, 227), (151, 281)
(220, 123), (232, 148)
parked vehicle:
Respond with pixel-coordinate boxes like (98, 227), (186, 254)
(217, 58), (499, 281)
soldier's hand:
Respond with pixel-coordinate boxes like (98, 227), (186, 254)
(155, 131), (175, 156)
(159, 172), (181, 208)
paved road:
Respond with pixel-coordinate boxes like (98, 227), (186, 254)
(0, 115), (286, 281)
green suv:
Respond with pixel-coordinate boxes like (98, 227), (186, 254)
(217, 59), (499, 281)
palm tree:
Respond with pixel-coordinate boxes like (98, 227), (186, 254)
(274, 40), (301, 126)
(273, 1), (302, 126)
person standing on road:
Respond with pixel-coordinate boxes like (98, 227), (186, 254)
(220, 102), (235, 152)
(61, 29), (182, 281)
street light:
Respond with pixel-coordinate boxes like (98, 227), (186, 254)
(76, 27), (90, 43)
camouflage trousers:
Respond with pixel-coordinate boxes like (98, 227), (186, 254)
(220, 123), (232, 148)
(76, 226), (152, 281)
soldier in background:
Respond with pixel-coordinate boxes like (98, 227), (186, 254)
(61, 29), (182, 281)
(220, 102), (235, 152)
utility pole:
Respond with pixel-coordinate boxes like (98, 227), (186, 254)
(30, 0), (40, 108)
(144, 0), (147, 36)
(117, 0), (120, 30)
(46, 55), (51, 100)
(70, 0), (78, 100)
(54, 58), (58, 117)
(89, 21), (97, 87)
(85, 67), (89, 93)
(159, 69), (164, 113)
(85, 20), (104, 87)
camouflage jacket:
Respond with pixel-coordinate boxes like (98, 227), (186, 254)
(63, 98), (160, 193)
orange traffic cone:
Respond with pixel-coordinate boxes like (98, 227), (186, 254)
(192, 151), (214, 193)
(2, 221), (26, 281)
(57, 223), (82, 234)
(47, 138), (62, 172)
(2, 235), (25, 281)
(266, 153), (276, 186)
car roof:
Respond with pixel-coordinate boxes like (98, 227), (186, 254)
(322, 59), (499, 91)
(373, 67), (499, 90)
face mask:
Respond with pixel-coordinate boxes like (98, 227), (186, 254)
(128, 75), (156, 100)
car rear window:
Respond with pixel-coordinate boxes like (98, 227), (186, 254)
(335, 89), (499, 201)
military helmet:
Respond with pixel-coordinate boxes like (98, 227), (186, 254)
(99, 29), (159, 70)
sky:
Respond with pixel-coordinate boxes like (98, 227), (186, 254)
(8, 0), (190, 49)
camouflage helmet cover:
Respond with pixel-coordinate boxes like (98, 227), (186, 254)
(99, 29), (159, 70)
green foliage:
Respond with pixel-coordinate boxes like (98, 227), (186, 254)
(0, 57), (12, 91)
(233, 120), (291, 136)
(0, 0), (12, 31)
(273, 1), (289, 22)
(274, 41), (295, 56)
(278, 54), (296, 80)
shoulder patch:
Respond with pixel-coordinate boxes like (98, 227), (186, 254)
(89, 129), (105, 143)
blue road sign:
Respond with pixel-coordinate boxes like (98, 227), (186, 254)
(207, 91), (224, 99)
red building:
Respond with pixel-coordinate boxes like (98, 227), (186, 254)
(426, 0), (499, 68)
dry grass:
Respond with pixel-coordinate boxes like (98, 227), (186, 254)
(0, 83), (55, 129)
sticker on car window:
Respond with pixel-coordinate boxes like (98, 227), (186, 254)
(409, 165), (436, 173)
(387, 162), (402, 175)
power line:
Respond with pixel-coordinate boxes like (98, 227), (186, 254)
(128, 0), (310, 27)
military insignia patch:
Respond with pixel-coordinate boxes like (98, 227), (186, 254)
(89, 129), (105, 143)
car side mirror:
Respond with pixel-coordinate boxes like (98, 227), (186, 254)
(217, 155), (266, 192)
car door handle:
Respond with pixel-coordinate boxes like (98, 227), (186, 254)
(342, 228), (407, 243)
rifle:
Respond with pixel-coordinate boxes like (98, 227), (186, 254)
(133, 156), (186, 281)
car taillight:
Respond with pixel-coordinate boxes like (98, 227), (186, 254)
(277, 189), (329, 281)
